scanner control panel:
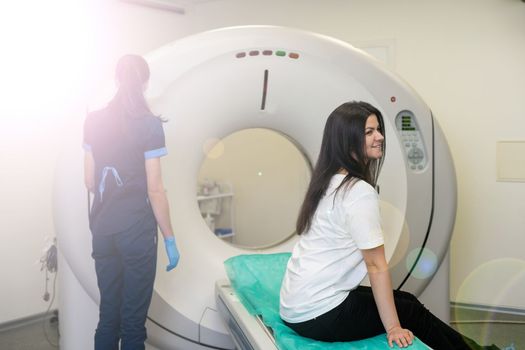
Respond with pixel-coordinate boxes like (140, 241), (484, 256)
(395, 110), (428, 172)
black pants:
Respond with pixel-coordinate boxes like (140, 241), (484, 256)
(284, 286), (499, 350)
(92, 217), (158, 350)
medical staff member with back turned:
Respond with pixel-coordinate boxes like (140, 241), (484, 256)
(280, 101), (501, 350)
(83, 54), (180, 350)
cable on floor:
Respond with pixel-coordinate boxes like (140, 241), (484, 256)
(40, 238), (59, 347)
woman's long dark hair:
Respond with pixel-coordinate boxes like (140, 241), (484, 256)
(296, 101), (386, 235)
(109, 54), (156, 119)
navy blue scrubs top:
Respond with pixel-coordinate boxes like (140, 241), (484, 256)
(83, 105), (167, 236)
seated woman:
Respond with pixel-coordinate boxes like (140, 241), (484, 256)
(279, 101), (500, 350)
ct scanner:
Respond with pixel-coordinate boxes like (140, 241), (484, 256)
(53, 26), (456, 350)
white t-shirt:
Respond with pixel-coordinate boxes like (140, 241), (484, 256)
(280, 175), (384, 323)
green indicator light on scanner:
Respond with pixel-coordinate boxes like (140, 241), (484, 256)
(276, 50), (286, 56)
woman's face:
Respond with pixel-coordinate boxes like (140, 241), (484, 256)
(364, 114), (384, 160)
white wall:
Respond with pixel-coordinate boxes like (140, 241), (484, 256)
(1, 0), (524, 324)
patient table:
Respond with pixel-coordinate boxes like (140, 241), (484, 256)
(216, 253), (432, 350)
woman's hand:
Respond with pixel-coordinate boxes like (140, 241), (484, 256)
(387, 325), (414, 348)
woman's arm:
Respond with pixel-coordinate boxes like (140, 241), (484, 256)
(145, 157), (174, 239)
(146, 157), (179, 271)
(84, 152), (95, 193)
(361, 245), (414, 348)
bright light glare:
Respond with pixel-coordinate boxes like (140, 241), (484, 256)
(0, 1), (92, 118)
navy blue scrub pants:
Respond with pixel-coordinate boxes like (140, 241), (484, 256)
(284, 286), (499, 350)
(92, 218), (158, 350)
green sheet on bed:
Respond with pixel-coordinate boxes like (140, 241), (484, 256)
(224, 253), (430, 350)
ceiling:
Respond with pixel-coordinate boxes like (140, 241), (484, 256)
(120, 0), (221, 14)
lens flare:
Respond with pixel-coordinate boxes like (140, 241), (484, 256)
(0, 1), (93, 118)
(453, 258), (525, 342)
(379, 200), (410, 268)
(405, 247), (438, 279)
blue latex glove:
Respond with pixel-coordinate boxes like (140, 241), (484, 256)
(164, 237), (180, 271)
